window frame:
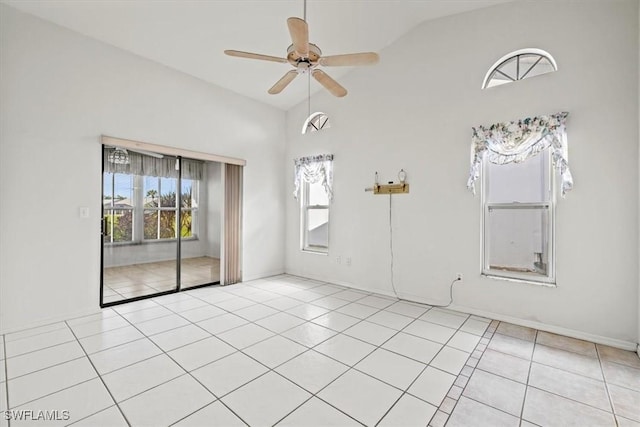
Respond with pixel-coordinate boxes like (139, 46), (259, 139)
(482, 48), (558, 89)
(480, 149), (556, 286)
(300, 180), (330, 254)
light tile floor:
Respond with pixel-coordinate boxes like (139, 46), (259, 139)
(1, 274), (639, 426)
(103, 257), (220, 303)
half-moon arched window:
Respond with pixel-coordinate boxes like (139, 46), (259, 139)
(482, 48), (557, 89)
(302, 112), (330, 134)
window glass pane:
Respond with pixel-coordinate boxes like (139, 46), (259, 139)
(308, 181), (329, 206)
(181, 179), (195, 208)
(103, 173), (114, 207)
(104, 209), (133, 243)
(497, 57), (517, 81)
(524, 57), (556, 79)
(159, 178), (177, 208)
(487, 151), (549, 203)
(144, 210), (158, 240)
(486, 76), (510, 88)
(159, 210), (177, 239)
(486, 206), (549, 277)
(306, 208), (329, 248)
(144, 177), (159, 207)
(181, 209), (193, 238)
(113, 174), (134, 208)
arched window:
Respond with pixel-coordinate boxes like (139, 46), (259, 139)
(302, 112), (330, 134)
(482, 48), (557, 89)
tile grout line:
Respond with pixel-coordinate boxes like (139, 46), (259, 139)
(269, 300), (424, 427)
(3, 334), (10, 427)
(594, 345), (619, 424)
(112, 305), (252, 427)
(0, 277), (402, 424)
(429, 319), (499, 427)
(375, 309), (480, 426)
(10, 275), (632, 426)
(63, 320), (132, 427)
(95, 279), (480, 426)
(477, 331), (637, 392)
(518, 327), (537, 426)
(2, 323), (70, 345)
(444, 324), (623, 425)
(166, 283), (434, 425)
(3, 277), (484, 423)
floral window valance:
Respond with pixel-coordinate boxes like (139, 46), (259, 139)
(467, 112), (573, 197)
(293, 154), (334, 201)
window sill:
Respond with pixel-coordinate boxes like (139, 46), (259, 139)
(104, 237), (199, 247)
(481, 273), (556, 288)
(301, 248), (328, 256)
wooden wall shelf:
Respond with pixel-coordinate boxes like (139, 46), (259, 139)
(373, 183), (409, 194)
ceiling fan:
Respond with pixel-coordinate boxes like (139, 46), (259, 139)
(224, 17), (379, 98)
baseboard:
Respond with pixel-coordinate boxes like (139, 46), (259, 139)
(451, 304), (636, 351)
(242, 269), (286, 283)
(0, 307), (102, 335)
(285, 271), (638, 352)
(284, 269), (400, 298)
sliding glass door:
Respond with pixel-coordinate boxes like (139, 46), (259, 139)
(101, 147), (221, 306)
(180, 161), (222, 290)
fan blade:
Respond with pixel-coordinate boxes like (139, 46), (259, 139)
(287, 17), (309, 57)
(312, 70), (347, 97)
(268, 70), (298, 94)
(224, 50), (288, 64)
(319, 52), (379, 67)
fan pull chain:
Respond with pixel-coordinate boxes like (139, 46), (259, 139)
(307, 73), (311, 117)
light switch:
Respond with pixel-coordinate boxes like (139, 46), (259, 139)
(79, 207), (90, 218)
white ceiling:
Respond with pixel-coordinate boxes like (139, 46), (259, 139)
(4, 0), (509, 110)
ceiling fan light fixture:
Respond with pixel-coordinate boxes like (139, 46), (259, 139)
(108, 148), (130, 165)
(302, 111), (330, 134)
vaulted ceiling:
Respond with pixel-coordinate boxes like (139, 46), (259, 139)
(3, 0), (509, 110)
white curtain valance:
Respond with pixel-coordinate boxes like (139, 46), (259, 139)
(104, 148), (204, 180)
(293, 154), (334, 201)
(467, 112), (573, 197)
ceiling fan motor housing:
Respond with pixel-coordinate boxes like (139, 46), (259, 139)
(287, 43), (322, 68)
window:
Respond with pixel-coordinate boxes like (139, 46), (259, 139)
(301, 180), (329, 253)
(482, 149), (555, 284)
(301, 112), (330, 134)
(103, 172), (199, 245)
(482, 48), (557, 89)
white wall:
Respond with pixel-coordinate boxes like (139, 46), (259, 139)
(0, 5), (286, 332)
(285, 1), (639, 346)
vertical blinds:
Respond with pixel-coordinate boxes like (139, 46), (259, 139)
(224, 164), (243, 285)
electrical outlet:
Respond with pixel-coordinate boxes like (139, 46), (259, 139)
(346, 257), (352, 266)
(336, 256), (341, 264)
(456, 273), (463, 281)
